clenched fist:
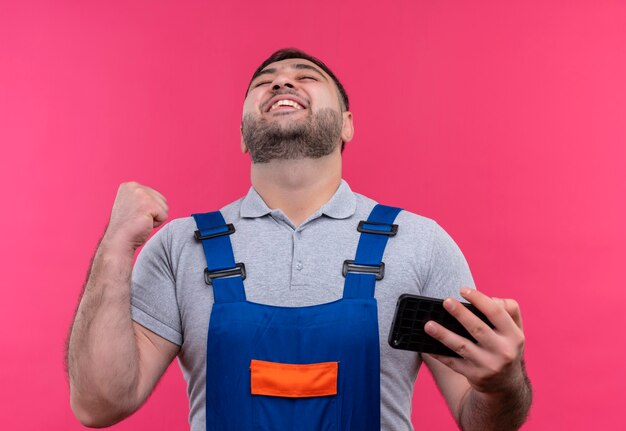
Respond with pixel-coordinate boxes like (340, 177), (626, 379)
(103, 182), (168, 252)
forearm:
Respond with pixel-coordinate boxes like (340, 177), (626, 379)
(457, 363), (532, 431)
(68, 239), (141, 426)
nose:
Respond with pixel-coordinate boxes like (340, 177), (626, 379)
(271, 74), (295, 91)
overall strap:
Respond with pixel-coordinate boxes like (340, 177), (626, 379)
(343, 204), (403, 299)
(192, 211), (246, 303)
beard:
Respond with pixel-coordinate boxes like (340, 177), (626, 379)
(241, 108), (343, 163)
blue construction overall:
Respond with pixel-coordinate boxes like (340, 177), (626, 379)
(192, 204), (402, 431)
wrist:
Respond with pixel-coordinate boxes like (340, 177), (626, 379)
(99, 233), (140, 258)
(461, 362), (532, 431)
(85, 236), (137, 295)
(480, 358), (531, 399)
(475, 371), (527, 401)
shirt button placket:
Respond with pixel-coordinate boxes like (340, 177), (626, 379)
(292, 230), (304, 285)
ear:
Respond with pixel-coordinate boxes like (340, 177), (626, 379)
(240, 127), (249, 154)
(340, 111), (354, 143)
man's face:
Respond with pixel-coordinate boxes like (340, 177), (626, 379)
(241, 58), (353, 163)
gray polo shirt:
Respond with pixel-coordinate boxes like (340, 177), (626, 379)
(131, 180), (474, 431)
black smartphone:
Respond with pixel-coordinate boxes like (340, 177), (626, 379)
(388, 294), (493, 357)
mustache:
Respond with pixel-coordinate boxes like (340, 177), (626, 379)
(262, 89), (309, 112)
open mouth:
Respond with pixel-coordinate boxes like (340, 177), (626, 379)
(269, 99), (304, 112)
(265, 95), (308, 113)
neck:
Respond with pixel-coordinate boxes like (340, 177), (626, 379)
(250, 150), (342, 227)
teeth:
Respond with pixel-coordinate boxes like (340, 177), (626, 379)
(270, 99), (303, 111)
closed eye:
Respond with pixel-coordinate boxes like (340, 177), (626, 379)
(254, 81), (271, 87)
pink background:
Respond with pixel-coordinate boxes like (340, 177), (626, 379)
(1, 0), (625, 429)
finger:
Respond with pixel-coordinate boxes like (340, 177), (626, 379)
(143, 199), (168, 227)
(493, 298), (523, 330)
(422, 353), (464, 374)
(424, 320), (481, 361)
(460, 288), (519, 335)
(119, 182), (166, 212)
(442, 297), (500, 350)
(152, 215), (167, 227)
(153, 198), (169, 219)
(146, 193), (168, 217)
(150, 207), (168, 227)
(141, 188), (168, 226)
(423, 352), (486, 383)
(143, 185), (167, 203)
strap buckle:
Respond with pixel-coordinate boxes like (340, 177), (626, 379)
(204, 263), (246, 285)
(194, 223), (235, 240)
(342, 260), (385, 280)
(357, 220), (398, 236)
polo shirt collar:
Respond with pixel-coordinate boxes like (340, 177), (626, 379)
(240, 179), (356, 220)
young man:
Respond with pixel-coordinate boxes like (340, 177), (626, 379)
(68, 48), (531, 430)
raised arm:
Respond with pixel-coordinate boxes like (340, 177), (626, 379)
(67, 182), (179, 427)
(422, 289), (532, 430)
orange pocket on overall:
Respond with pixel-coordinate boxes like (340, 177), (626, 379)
(250, 359), (338, 398)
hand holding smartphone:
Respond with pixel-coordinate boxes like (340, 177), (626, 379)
(388, 294), (493, 357)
